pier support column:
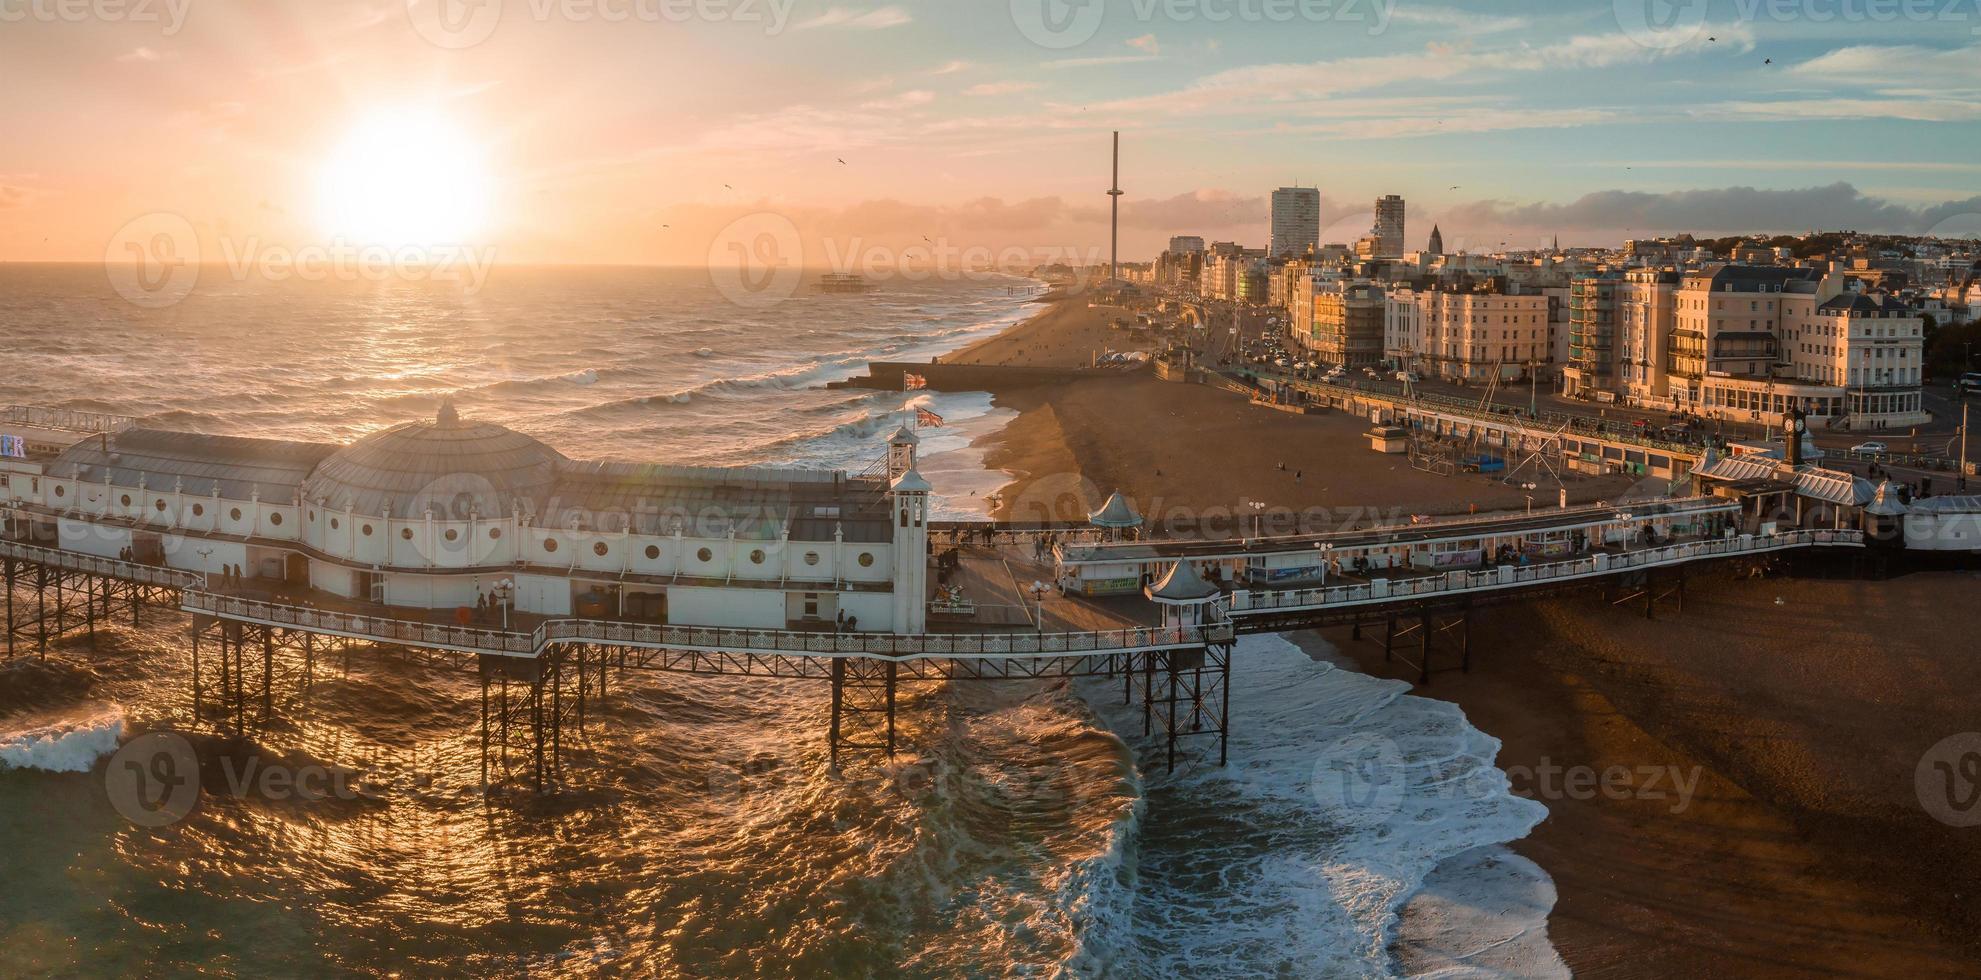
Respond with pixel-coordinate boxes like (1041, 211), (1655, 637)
(1383, 616), (1396, 663)
(1419, 612), (1432, 686)
(826, 657), (900, 769)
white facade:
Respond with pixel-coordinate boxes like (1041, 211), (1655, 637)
(1270, 187), (1320, 258)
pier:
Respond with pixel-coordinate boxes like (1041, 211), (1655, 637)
(0, 404), (1917, 791)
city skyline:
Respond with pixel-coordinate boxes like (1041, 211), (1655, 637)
(5, 0), (1981, 265)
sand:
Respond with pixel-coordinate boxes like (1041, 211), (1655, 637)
(943, 297), (1150, 369)
(1310, 569), (1981, 976)
(944, 300), (1981, 973)
(978, 373), (1641, 531)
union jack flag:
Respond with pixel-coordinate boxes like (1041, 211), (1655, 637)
(916, 408), (945, 428)
(902, 373), (928, 391)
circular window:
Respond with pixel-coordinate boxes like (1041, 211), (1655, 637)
(154, 499), (167, 512)
(269, 512), (283, 526)
(858, 552), (875, 568)
(401, 528), (414, 540)
(54, 486), (65, 498)
(230, 507), (242, 521)
(804, 551), (821, 566)
(645, 545), (660, 560)
(120, 494), (131, 507)
(362, 523), (373, 536)
(544, 538), (559, 553)
(593, 542), (609, 557)
(444, 529), (459, 542)
(192, 503), (204, 517)
(489, 528), (502, 540)
(697, 547), (713, 563)
(749, 549), (766, 565)
(330, 517), (340, 530)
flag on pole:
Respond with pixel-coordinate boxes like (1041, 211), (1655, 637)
(903, 373), (928, 391)
(916, 408), (945, 428)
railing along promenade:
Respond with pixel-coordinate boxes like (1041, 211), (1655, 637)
(1243, 372), (1706, 460)
(1, 539), (206, 590)
(179, 590), (1234, 662)
(1228, 528), (1866, 615)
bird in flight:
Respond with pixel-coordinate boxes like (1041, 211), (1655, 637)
(837, 158), (846, 165)
(1763, 58), (1773, 65)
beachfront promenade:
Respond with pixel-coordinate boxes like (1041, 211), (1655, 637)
(3, 506), (1872, 783)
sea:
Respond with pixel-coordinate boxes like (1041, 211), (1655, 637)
(0, 264), (1564, 978)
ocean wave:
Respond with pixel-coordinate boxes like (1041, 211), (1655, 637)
(1077, 634), (1560, 978)
(0, 706), (125, 773)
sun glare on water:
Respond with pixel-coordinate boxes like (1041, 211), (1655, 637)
(316, 108), (492, 248)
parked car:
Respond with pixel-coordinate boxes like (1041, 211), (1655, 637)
(1851, 441), (1889, 455)
(1394, 371), (1420, 383)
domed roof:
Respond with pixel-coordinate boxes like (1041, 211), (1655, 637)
(303, 403), (567, 520)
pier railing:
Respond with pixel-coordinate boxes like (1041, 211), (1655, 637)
(1228, 529), (1865, 615)
(180, 590), (1234, 661)
(0, 539), (206, 590)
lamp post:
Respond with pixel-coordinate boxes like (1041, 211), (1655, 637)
(1245, 500), (1266, 539)
(1027, 580), (1051, 633)
(492, 578), (514, 630)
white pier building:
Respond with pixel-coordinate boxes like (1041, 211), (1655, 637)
(1, 404), (931, 634)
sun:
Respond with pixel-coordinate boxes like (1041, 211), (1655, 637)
(316, 108), (492, 247)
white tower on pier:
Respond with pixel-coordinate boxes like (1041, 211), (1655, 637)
(889, 466), (931, 633)
(886, 425), (920, 482)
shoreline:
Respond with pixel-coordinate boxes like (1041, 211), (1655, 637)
(923, 296), (1981, 973)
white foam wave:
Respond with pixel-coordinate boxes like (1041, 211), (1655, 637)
(0, 706), (126, 773)
(1074, 634), (1560, 977)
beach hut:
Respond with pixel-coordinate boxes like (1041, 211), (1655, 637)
(1143, 558), (1222, 629)
(1089, 490), (1143, 542)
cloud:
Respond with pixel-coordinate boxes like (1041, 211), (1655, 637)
(1097, 27), (1748, 115)
(931, 60), (969, 75)
(116, 47), (163, 63)
(0, 186), (29, 209)
(859, 90), (935, 110)
(1440, 183), (1981, 239)
(1046, 54), (1161, 69)
(793, 5), (911, 29)
(964, 81), (1040, 97)
(1126, 34), (1160, 56)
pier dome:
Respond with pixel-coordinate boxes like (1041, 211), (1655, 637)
(303, 402), (567, 520)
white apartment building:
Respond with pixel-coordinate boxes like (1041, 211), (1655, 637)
(1602, 264), (1926, 428)
(1390, 284), (1551, 382)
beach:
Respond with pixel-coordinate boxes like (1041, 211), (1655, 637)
(950, 297), (1640, 528)
(950, 296), (1981, 974)
(1313, 570), (1981, 976)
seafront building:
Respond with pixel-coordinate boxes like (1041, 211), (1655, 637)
(1387, 280), (1552, 382)
(1566, 264), (1928, 427)
(0, 405), (935, 633)
(1305, 280), (1387, 368)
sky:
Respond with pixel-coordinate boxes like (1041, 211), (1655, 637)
(4, 0), (1981, 268)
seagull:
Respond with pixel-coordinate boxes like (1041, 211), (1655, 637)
(837, 158), (847, 165)
(1450, 185), (1461, 190)
(724, 183), (733, 190)
(1763, 58), (1773, 65)
(1707, 36), (1717, 42)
